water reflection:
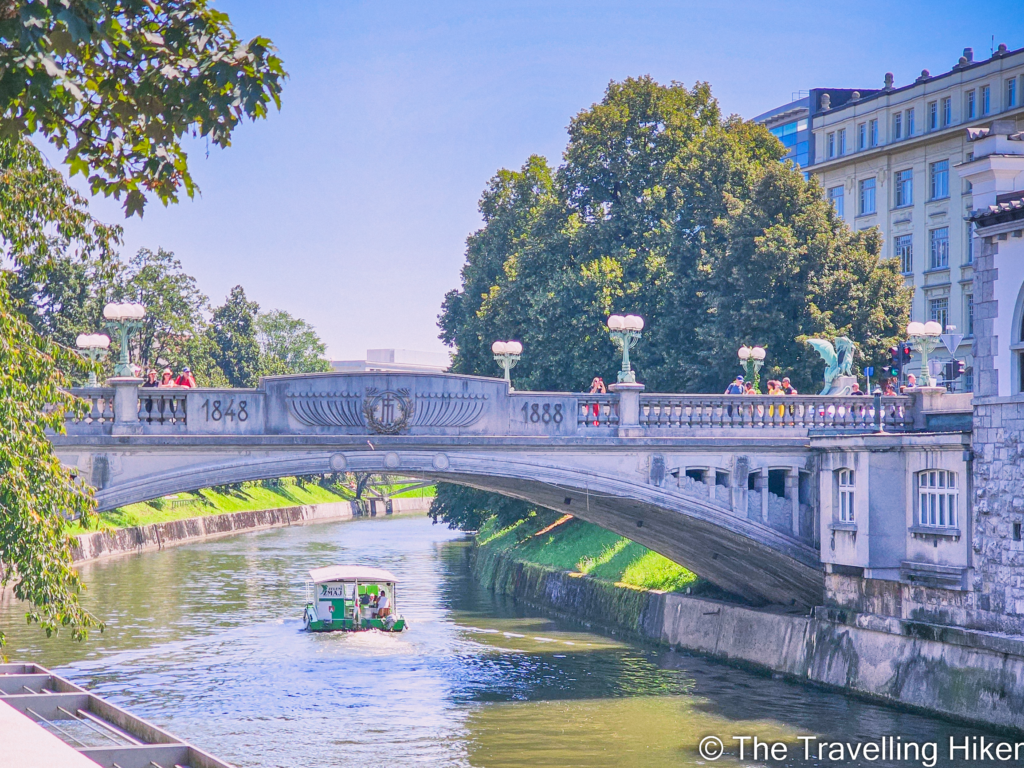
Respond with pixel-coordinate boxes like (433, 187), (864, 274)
(0, 516), (996, 767)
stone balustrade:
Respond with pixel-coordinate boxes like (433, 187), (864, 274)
(56, 372), (966, 439)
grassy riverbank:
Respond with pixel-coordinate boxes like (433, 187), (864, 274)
(476, 513), (698, 592)
(72, 479), (434, 535)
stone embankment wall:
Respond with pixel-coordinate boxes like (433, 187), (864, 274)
(475, 545), (1024, 733)
(73, 497), (431, 563)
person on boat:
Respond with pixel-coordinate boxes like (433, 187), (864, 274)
(376, 589), (391, 619)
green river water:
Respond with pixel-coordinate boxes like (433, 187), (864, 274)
(0, 514), (999, 767)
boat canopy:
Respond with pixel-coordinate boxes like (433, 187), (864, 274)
(308, 565), (400, 584)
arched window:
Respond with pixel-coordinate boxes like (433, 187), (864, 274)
(918, 470), (958, 528)
(837, 469), (855, 522)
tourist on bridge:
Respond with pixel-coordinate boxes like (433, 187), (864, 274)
(725, 375), (744, 395)
(588, 376), (606, 425)
(159, 368), (177, 387)
(175, 366), (197, 388)
(142, 370), (159, 388)
(901, 373), (917, 393)
(850, 383), (866, 395)
(781, 377), (797, 395)
(883, 378), (897, 396)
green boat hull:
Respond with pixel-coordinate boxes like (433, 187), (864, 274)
(304, 605), (405, 633)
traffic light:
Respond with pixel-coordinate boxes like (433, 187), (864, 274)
(889, 343), (913, 378)
(945, 360), (966, 381)
(889, 346), (901, 377)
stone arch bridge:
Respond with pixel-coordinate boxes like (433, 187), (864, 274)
(52, 372), (932, 609)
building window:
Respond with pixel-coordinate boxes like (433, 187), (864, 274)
(929, 296), (949, 328)
(895, 234), (913, 274)
(837, 128), (846, 156)
(929, 227), (949, 269)
(966, 293), (974, 335)
(827, 132), (835, 158)
(929, 159), (949, 200)
(857, 123), (866, 150)
(869, 119), (878, 147)
(981, 85), (991, 115)
(895, 168), (913, 207)
(893, 112), (903, 140)
(859, 177), (876, 215)
(966, 222), (975, 263)
(906, 108), (915, 136)
(1009, 78), (1018, 108)
(965, 151), (974, 194)
(918, 470), (957, 528)
(828, 185), (845, 217)
(966, 90), (976, 119)
(964, 367), (974, 393)
(928, 101), (938, 131)
(838, 469), (855, 523)
(942, 96), (952, 126)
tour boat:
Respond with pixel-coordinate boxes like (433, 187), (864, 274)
(303, 565), (406, 632)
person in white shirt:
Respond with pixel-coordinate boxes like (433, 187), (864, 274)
(376, 589), (391, 618)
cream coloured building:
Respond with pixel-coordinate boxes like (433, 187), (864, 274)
(807, 44), (1024, 390)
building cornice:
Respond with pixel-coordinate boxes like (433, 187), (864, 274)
(808, 107), (1024, 175)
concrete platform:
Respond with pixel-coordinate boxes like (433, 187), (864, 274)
(0, 699), (99, 768)
(0, 663), (232, 768)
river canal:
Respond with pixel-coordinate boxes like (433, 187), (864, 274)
(0, 515), (994, 767)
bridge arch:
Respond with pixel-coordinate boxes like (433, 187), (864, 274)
(76, 446), (822, 608)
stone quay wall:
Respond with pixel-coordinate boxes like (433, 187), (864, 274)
(475, 545), (1024, 733)
(972, 399), (1024, 634)
(72, 497), (432, 563)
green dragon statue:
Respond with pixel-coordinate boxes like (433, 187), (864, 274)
(805, 337), (856, 395)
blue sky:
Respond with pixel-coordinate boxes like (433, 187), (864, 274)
(57, 1), (1024, 359)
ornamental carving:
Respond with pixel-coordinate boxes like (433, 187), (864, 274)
(412, 392), (488, 428)
(286, 392), (364, 428)
(363, 388), (414, 435)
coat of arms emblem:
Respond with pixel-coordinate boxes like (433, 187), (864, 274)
(363, 388), (414, 434)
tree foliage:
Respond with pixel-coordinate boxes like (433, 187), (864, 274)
(441, 76), (911, 396)
(428, 484), (535, 532)
(2, 138), (121, 348)
(256, 309), (331, 375)
(208, 284), (262, 388)
(0, 273), (98, 647)
(434, 76), (912, 529)
(0, 0), (285, 216)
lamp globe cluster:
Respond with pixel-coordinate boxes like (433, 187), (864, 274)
(491, 340), (523, 355)
(76, 334), (110, 350)
(607, 314), (644, 332)
(738, 346), (766, 361)
(103, 302), (146, 321)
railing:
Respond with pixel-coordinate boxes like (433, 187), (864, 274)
(639, 394), (914, 431)
(577, 394), (619, 428)
(65, 387), (115, 424)
(138, 390), (188, 425)
(57, 376), (946, 438)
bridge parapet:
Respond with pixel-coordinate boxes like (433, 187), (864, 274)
(60, 372), (937, 439)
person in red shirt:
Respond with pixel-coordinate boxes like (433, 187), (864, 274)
(175, 366), (197, 388)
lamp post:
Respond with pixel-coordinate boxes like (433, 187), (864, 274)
(607, 314), (644, 384)
(103, 302), (146, 377)
(492, 340), (522, 389)
(738, 345), (766, 392)
(907, 320), (942, 387)
(76, 334), (110, 386)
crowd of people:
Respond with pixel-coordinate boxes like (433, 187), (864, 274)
(141, 366), (196, 388)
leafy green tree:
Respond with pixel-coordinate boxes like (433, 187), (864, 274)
(208, 285), (262, 388)
(433, 76), (911, 529)
(0, 0), (285, 215)
(2, 138), (121, 350)
(116, 247), (208, 371)
(0, 274), (98, 647)
(428, 484), (535, 532)
(255, 309), (331, 374)
(0, 3), (282, 643)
